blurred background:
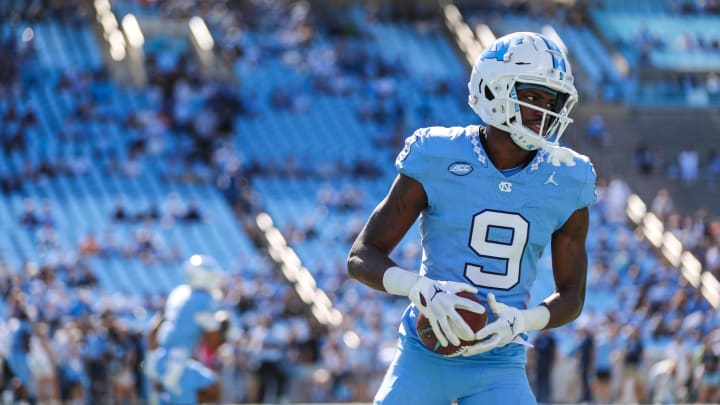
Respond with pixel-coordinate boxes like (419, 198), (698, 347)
(0, 0), (719, 404)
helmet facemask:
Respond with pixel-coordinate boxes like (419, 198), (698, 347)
(504, 79), (576, 149)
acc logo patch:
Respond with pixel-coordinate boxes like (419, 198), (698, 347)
(448, 162), (474, 176)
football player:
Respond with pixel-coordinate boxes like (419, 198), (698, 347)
(347, 32), (596, 404)
(5, 308), (34, 403)
(144, 254), (229, 405)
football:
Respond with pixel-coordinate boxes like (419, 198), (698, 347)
(416, 291), (488, 356)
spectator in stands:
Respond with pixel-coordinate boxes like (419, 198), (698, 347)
(707, 72), (719, 97)
(35, 223), (59, 256)
(111, 198), (129, 222)
(30, 322), (60, 404)
(130, 228), (162, 264)
(678, 31), (696, 50)
(162, 192), (186, 224)
(704, 241), (720, 276)
(532, 329), (557, 403)
(67, 262), (98, 288)
(697, 334), (720, 403)
(664, 334), (692, 400)
(134, 202), (160, 223)
(619, 325), (646, 403)
(569, 324), (595, 402)
(99, 230), (122, 258)
(637, 23), (664, 65)
(79, 232), (101, 257)
(121, 154), (142, 178)
(54, 325), (89, 405)
(183, 198), (203, 222)
(651, 188), (675, 221)
(633, 143), (656, 175)
(250, 314), (291, 403)
(351, 158), (382, 179)
(592, 318), (620, 404)
(38, 199), (56, 228)
(18, 198), (40, 227)
(5, 308), (35, 403)
(110, 349), (137, 405)
(66, 149), (90, 177)
(586, 114), (607, 147)
(704, 148), (720, 184)
(0, 171), (22, 194)
(678, 145), (700, 184)
(606, 178), (631, 224)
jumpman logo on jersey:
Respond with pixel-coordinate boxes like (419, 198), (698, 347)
(544, 171), (559, 186)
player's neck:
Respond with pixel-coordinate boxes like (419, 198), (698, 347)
(481, 127), (536, 170)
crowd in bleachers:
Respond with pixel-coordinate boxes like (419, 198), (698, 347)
(668, 0), (720, 15)
(0, 1), (319, 403)
(460, 0), (720, 105)
(649, 188), (720, 280)
(627, 137), (720, 284)
(1, 0), (720, 404)
(465, 172), (716, 403)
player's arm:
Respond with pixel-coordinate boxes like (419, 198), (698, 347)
(193, 310), (228, 404)
(147, 312), (163, 351)
(542, 206), (590, 328)
(347, 173), (427, 291)
(347, 173), (485, 347)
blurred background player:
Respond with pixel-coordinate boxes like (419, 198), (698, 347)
(144, 254), (229, 405)
(348, 32), (596, 404)
(5, 307), (35, 404)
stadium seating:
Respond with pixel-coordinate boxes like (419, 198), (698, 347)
(2, 1), (719, 403)
(0, 28), (260, 297)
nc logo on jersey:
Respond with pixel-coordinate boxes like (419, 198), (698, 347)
(499, 181), (513, 192)
(448, 162), (473, 176)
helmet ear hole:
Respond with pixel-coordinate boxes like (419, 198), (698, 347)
(483, 85), (494, 101)
(553, 92), (570, 113)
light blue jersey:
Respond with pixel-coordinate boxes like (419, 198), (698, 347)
(395, 125), (596, 365)
(6, 319), (33, 392)
(146, 285), (220, 404)
(157, 285), (220, 352)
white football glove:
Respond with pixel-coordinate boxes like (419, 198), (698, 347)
(461, 293), (549, 357)
(383, 267), (486, 347)
(545, 145), (576, 167)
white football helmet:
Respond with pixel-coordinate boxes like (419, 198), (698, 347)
(468, 32), (578, 151)
(183, 254), (223, 292)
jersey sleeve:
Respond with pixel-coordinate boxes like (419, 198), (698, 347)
(193, 295), (222, 332)
(194, 311), (221, 332)
(395, 128), (430, 182)
(578, 160), (598, 209)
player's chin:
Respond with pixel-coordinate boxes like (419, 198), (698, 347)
(524, 124), (543, 134)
